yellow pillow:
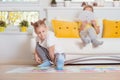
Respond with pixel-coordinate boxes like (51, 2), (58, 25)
(103, 19), (120, 38)
(52, 19), (81, 38)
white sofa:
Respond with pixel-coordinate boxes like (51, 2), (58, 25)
(31, 19), (120, 64)
(56, 38), (120, 64)
(31, 34), (120, 64)
(40, 7), (120, 64)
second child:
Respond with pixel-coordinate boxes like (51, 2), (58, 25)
(78, 5), (103, 47)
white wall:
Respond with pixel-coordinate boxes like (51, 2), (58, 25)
(39, 0), (51, 18)
(0, 0), (51, 65)
(0, 33), (33, 65)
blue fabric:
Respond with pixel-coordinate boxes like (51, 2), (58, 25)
(56, 54), (65, 70)
(38, 60), (52, 67)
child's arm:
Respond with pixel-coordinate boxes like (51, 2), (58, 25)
(91, 20), (100, 34)
(34, 49), (42, 64)
(94, 26), (100, 34)
(48, 45), (55, 62)
(33, 37), (42, 64)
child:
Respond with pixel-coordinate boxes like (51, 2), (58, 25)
(31, 18), (65, 70)
(78, 5), (103, 47)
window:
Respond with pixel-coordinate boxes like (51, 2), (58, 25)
(0, 0), (40, 27)
(0, 11), (39, 25)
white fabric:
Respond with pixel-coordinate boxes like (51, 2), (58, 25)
(78, 10), (103, 38)
(37, 31), (64, 54)
(56, 38), (120, 55)
(78, 10), (96, 23)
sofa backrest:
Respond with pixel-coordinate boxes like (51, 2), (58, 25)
(45, 7), (120, 38)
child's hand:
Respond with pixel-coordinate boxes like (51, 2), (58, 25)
(34, 54), (41, 64)
(91, 20), (100, 34)
(91, 20), (97, 26)
(95, 26), (100, 34)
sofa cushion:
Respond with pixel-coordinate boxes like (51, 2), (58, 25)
(103, 19), (120, 38)
(56, 38), (120, 55)
(51, 19), (81, 38)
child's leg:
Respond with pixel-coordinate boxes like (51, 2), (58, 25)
(88, 27), (103, 47)
(36, 43), (51, 67)
(55, 53), (65, 70)
(80, 30), (90, 45)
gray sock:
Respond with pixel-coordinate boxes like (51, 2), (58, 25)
(91, 39), (103, 47)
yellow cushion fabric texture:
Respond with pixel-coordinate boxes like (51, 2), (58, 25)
(103, 19), (120, 38)
(52, 19), (81, 38)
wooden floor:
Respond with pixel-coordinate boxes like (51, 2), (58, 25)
(0, 65), (120, 80)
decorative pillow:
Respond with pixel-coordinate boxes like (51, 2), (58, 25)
(51, 19), (81, 38)
(103, 19), (120, 38)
